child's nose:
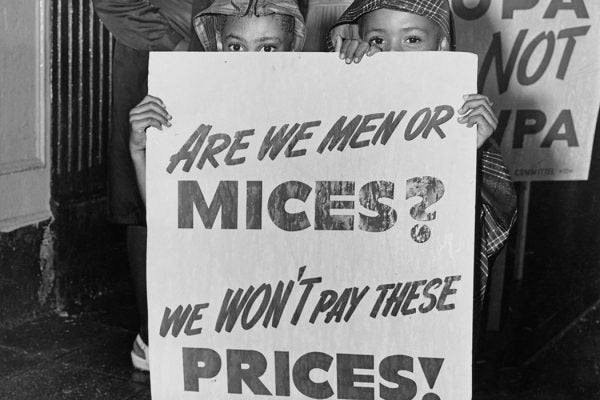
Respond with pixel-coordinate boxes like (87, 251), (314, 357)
(390, 40), (405, 52)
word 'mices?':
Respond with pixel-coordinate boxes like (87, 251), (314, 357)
(177, 178), (445, 243)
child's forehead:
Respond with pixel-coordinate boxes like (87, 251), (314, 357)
(360, 8), (439, 31)
(223, 14), (286, 32)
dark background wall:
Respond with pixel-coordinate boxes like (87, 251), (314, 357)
(0, 0), (130, 328)
(49, 0), (129, 312)
(0, 222), (53, 327)
(482, 113), (600, 364)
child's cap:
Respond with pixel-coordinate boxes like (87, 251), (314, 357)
(332, 0), (454, 48)
(194, 0), (306, 51)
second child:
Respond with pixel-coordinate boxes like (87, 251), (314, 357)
(126, 0), (307, 371)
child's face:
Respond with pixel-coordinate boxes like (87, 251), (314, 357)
(222, 15), (294, 52)
(359, 9), (448, 52)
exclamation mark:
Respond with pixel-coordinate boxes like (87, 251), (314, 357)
(418, 357), (444, 400)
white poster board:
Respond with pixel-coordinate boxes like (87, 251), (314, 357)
(454, 0), (600, 181)
(147, 52), (477, 399)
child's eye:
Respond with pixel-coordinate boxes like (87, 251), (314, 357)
(405, 36), (422, 44)
(260, 45), (276, 52)
(228, 43), (245, 51)
(369, 37), (385, 47)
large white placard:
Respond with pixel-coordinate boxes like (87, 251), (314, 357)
(147, 52), (477, 399)
(454, 0), (600, 181)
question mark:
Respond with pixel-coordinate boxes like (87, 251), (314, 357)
(406, 177), (445, 243)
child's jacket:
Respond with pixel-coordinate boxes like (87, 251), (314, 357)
(92, 0), (197, 51)
(193, 0), (307, 51)
(477, 143), (518, 311)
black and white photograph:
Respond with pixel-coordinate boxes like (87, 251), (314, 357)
(0, 0), (599, 399)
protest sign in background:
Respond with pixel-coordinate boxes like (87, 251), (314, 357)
(147, 52), (477, 399)
(454, 0), (600, 181)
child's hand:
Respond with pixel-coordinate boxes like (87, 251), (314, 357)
(457, 94), (498, 149)
(331, 24), (380, 64)
(129, 95), (172, 154)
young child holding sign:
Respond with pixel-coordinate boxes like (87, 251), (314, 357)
(329, 0), (518, 337)
(127, 0), (306, 371)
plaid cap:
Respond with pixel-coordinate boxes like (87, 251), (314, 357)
(194, 0), (306, 51)
(331, 0), (454, 48)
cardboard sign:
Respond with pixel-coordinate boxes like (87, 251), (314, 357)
(147, 52), (477, 399)
(453, 0), (600, 181)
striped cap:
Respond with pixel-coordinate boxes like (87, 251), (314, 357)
(194, 0), (306, 52)
(332, 0), (454, 47)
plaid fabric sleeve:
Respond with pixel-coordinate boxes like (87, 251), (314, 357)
(473, 149), (517, 328)
(480, 150), (518, 258)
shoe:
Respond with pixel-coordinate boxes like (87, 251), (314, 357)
(131, 334), (150, 372)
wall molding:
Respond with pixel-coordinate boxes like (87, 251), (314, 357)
(0, 0), (48, 176)
(0, 211), (53, 233)
(0, 0), (52, 232)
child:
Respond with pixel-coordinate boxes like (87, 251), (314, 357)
(93, 0), (197, 376)
(127, 0), (306, 371)
(193, 0), (305, 52)
(329, 0), (518, 340)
